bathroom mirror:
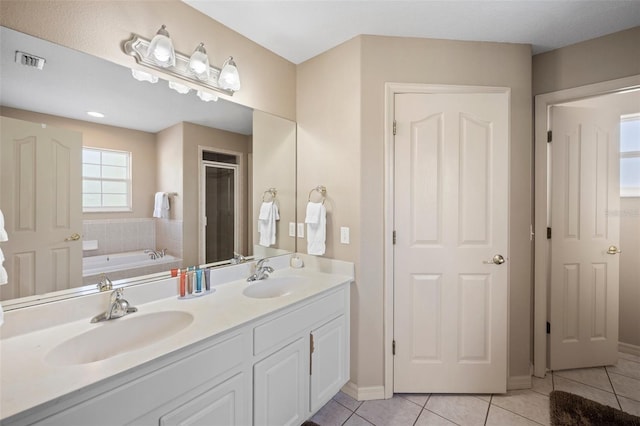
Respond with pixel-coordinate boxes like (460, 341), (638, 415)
(0, 27), (296, 306)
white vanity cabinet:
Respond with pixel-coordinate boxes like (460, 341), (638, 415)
(2, 278), (350, 426)
(252, 285), (350, 425)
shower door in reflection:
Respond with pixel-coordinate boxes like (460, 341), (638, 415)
(202, 160), (239, 264)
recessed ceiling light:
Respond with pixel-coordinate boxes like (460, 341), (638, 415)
(87, 111), (105, 118)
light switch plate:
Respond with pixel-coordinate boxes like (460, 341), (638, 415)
(289, 222), (296, 237)
(340, 226), (350, 244)
(297, 223), (305, 238)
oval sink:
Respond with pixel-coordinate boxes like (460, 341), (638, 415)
(45, 311), (194, 366)
(242, 276), (308, 299)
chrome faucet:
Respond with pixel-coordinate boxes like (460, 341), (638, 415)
(91, 288), (138, 323)
(230, 252), (247, 264)
(96, 273), (113, 292)
(144, 248), (167, 259)
(247, 258), (274, 282)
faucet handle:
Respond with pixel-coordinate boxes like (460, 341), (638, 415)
(256, 258), (269, 268)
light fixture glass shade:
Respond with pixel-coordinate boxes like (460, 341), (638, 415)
(168, 81), (191, 94)
(188, 43), (210, 81)
(147, 25), (175, 68)
(218, 56), (241, 91)
(197, 90), (218, 102)
(131, 68), (159, 83)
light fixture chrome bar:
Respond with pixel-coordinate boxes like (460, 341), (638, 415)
(123, 34), (235, 96)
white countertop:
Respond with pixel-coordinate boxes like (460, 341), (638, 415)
(0, 257), (353, 421)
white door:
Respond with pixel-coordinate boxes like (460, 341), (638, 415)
(549, 106), (621, 370)
(0, 116), (82, 300)
(393, 91), (509, 393)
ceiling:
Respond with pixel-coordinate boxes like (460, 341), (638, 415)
(0, 26), (253, 134)
(184, 0), (640, 64)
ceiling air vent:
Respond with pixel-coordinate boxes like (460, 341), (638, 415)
(15, 51), (46, 70)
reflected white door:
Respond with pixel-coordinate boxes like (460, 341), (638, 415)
(549, 106), (620, 370)
(393, 92), (509, 393)
(0, 117), (82, 299)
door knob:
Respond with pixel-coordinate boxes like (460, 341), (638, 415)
(64, 233), (81, 242)
(606, 245), (622, 255)
(484, 254), (505, 265)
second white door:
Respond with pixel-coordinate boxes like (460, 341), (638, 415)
(393, 91), (509, 393)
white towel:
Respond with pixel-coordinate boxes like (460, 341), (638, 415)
(153, 192), (170, 219)
(305, 202), (326, 256)
(0, 248), (7, 286)
(258, 202), (280, 247)
(0, 209), (7, 242)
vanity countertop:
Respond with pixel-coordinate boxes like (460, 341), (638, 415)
(0, 258), (353, 421)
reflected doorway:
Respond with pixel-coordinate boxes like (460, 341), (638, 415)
(201, 150), (239, 264)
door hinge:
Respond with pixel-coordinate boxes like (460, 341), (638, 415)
(546, 322), (551, 334)
(310, 333), (314, 375)
(547, 130), (552, 143)
(547, 227), (552, 239)
(392, 340), (396, 355)
(393, 230), (396, 245)
(393, 120), (397, 136)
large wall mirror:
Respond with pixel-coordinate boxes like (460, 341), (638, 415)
(0, 26), (297, 306)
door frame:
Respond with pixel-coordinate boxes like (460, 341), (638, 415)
(197, 145), (244, 265)
(533, 74), (640, 378)
(383, 83), (511, 399)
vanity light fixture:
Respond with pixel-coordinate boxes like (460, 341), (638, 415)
(218, 57), (241, 92)
(123, 27), (241, 98)
(87, 111), (105, 118)
(197, 90), (218, 102)
(168, 81), (191, 94)
(188, 43), (210, 81)
(147, 25), (175, 68)
(131, 69), (158, 84)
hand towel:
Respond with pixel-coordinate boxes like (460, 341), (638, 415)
(305, 202), (326, 256)
(0, 209), (7, 242)
(153, 192), (170, 219)
(258, 201), (280, 247)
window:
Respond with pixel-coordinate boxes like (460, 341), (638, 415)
(620, 114), (640, 197)
(82, 147), (132, 212)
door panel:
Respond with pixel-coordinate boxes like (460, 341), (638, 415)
(393, 92), (509, 393)
(549, 106), (620, 370)
(0, 117), (82, 300)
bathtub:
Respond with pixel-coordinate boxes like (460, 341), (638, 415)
(82, 251), (182, 285)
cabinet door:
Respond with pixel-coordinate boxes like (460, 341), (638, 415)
(159, 372), (247, 426)
(254, 337), (307, 426)
(310, 315), (347, 412)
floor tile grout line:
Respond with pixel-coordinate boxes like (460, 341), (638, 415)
(491, 399), (548, 426)
(604, 366), (624, 410)
(607, 367), (640, 382)
(422, 407), (463, 426)
(483, 394), (492, 426)
(554, 371), (617, 395)
(412, 407), (424, 426)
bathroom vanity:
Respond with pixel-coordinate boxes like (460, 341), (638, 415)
(0, 255), (353, 425)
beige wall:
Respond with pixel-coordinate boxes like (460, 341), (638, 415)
(297, 35), (533, 390)
(533, 26), (640, 95)
(0, 107), (157, 220)
(0, 0), (296, 121)
(253, 111), (298, 254)
(182, 122), (251, 267)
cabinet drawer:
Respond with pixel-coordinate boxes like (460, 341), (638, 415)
(38, 332), (249, 426)
(253, 288), (346, 356)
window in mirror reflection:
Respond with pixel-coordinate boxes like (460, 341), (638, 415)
(620, 114), (640, 197)
(82, 147), (132, 211)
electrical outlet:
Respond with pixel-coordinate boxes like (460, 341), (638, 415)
(297, 223), (305, 238)
(340, 226), (350, 244)
(289, 222), (296, 237)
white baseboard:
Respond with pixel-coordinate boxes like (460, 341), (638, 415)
(341, 381), (386, 401)
(507, 375), (532, 390)
(619, 342), (640, 357)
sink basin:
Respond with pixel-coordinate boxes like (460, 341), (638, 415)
(242, 276), (308, 299)
(45, 311), (194, 366)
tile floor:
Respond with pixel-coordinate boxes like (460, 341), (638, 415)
(310, 352), (640, 425)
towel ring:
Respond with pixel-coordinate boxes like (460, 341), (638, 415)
(308, 185), (327, 204)
(262, 188), (277, 202)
